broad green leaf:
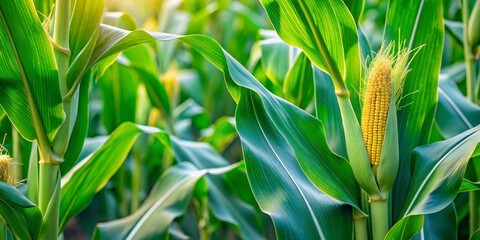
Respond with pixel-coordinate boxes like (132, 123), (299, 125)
(66, 0), (106, 89)
(283, 52), (314, 109)
(388, 126), (479, 238)
(238, 90), (353, 239)
(401, 125), (480, 217)
(460, 179), (480, 192)
(419, 203), (457, 240)
(0, 182), (42, 240)
(343, 0), (365, 22)
(358, 26), (372, 62)
(59, 123), (144, 231)
(0, 0), (63, 142)
(384, 0), (444, 220)
(93, 162), (236, 240)
(314, 68), (347, 158)
(259, 0), (362, 114)
(69, 0), (106, 58)
(385, 215), (424, 240)
(436, 80), (480, 139)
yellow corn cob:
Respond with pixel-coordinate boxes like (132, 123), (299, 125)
(0, 151), (15, 185)
(361, 59), (392, 167)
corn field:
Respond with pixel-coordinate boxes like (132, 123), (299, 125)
(1, 0), (480, 239)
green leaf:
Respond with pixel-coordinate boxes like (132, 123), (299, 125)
(237, 90), (354, 239)
(99, 63), (138, 133)
(62, 72), (91, 174)
(59, 123), (144, 231)
(33, 0), (54, 20)
(283, 52), (314, 109)
(202, 117), (237, 153)
(117, 56), (171, 116)
(384, 0), (444, 220)
(388, 126), (480, 238)
(314, 68), (347, 158)
(0, 182), (42, 240)
(259, 0), (362, 114)
(401, 125), (480, 217)
(358, 26), (372, 62)
(93, 162), (222, 240)
(259, 38), (290, 87)
(436, 80), (480, 139)
(471, 228), (480, 240)
(420, 203), (457, 240)
(460, 179), (480, 192)
(385, 215), (424, 240)
(0, 0), (63, 142)
(66, 0), (106, 89)
(343, 0), (365, 22)
(0, 107), (5, 122)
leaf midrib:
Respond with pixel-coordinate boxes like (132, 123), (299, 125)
(438, 87), (473, 128)
(296, 0), (345, 89)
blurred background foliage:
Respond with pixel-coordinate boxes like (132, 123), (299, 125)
(1, 0), (479, 239)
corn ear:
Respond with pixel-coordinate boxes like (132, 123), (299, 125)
(0, 151), (15, 185)
(361, 59), (392, 167)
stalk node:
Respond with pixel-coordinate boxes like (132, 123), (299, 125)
(335, 88), (350, 98)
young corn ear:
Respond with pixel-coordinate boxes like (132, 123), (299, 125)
(0, 146), (15, 185)
(361, 59), (392, 167)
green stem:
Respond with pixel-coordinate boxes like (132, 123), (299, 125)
(116, 165), (128, 217)
(370, 198), (389, 240)
(353, 209), (368, 240)
(197, 197), (210, 240)
(131, 156), (142, 212)
(470, 191), (480, 235)
(51, 0), (73, 157)
(39, 163), (60, 240)
(463, 0), (480, 234)
(463, 0), (478, 103)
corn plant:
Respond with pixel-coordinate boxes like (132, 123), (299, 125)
(1, 0), (480, 239)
